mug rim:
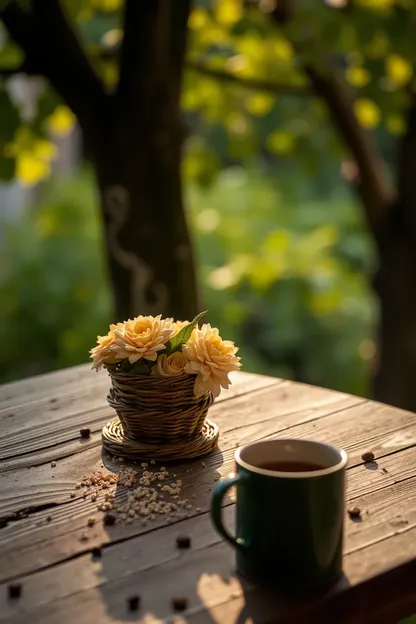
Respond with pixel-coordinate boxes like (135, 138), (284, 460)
(235, 438), (348, 479)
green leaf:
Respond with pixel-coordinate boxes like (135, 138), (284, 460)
(165, 310), (207, 355)
(130, 359), (152, 375)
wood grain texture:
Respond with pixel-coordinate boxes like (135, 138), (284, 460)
(1, 367), (416, 624)
(2, 504), (416, 624)
(0, 370), (281, 470)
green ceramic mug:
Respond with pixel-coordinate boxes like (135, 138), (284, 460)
(211, 438), (348, 587)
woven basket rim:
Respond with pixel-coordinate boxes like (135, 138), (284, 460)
(107, 369), (197, 384)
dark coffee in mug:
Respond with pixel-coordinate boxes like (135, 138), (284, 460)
(256, 460), (325, 472)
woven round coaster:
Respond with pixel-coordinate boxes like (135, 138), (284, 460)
(102, 417), (219, 461)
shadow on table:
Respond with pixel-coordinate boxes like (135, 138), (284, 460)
(98, 443), (236, 623)
(236, 573), (351, 624)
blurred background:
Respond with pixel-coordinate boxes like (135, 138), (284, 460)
(0, 0), (415, 409)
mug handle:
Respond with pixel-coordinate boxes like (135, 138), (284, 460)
(211, 475), (249, 550)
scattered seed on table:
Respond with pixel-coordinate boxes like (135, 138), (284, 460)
(201, 461), (206, 467)
(70, 491), (76, 498)
(92, 547), (102, 559)
(87, 517), (95, 527)
(80, 533), (89, 542)
(51, 461), (56, 468)
(103, 513), (116, 526)
(172, 596), (188, 611)
(361, 451), (375, 463)
(46, 515), (52, 522)
(80, 427), (91, 439)
(127, 595), (141, 611)
(176, 535), (191, 549)
(8, 583), (22, 599)
(348, 506), (361, 518)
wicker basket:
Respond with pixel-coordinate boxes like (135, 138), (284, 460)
(107, 369), (214, 443)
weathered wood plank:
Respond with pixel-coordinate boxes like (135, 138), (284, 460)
(2, 366), (416, 624)
(0, 364), (103, 411)
(3, 391), (415, 581)
(0, 377), (350, 471)
(0, 370), (281, 464)
(2, 498), (416, 624)
(0, 429), (415, 586)
(0, 388), (360, 521)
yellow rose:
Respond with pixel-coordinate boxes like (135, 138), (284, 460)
(183, 323), (241, 398)
(113, 315), (175, 364)
(90, 322), (125, 371)
(152, 352), (188, 377)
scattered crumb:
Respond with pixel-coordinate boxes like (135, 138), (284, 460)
(75, 464), (188, 527)
(201, 461), (206, 467)
(348, 506), (361, 519)
(127, 595), (141, 611)
(80, 427), (91, 439)
(8, 583), (22, 599)
(51, 461), (56, 468)
(70, 491), (76, 499)
(361, 451), (375, 463)
(87, 517), (96, 527)
(172, 596), (188, 612)
(176, 535), (191, 549)
(196, 507), (201, 513)
(46, 515), (52, 522)
(80, 533), (89, 542)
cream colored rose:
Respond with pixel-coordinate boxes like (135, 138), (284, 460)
(90, 322), (125, 371)
(183, 323), (241, 398)
(152, 352), (188, 377)
(113, 315), (175, 364)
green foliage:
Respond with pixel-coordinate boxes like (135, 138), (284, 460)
(187, 166), (376, 398)
(0, 170), (111, 381)
(165, 310), (207, 355)
(0, 167), (376, 400)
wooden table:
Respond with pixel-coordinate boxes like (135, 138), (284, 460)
(1, 366), (416, 624)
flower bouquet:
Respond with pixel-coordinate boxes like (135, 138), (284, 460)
(90, 312), (241, 460)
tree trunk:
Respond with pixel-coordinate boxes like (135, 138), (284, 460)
(90, 0), (199, 323)
(373, 231), (416, 411)
(92, 133), (199, 323)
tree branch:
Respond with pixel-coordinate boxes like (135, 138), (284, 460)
(271, 3), (393, 238)
(1, 1), (108, 138)
(186, 60), (308, 95)
(31, 0), (107, 133)
(304, 65), (394, 236)
(396, 91), (416, 235)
